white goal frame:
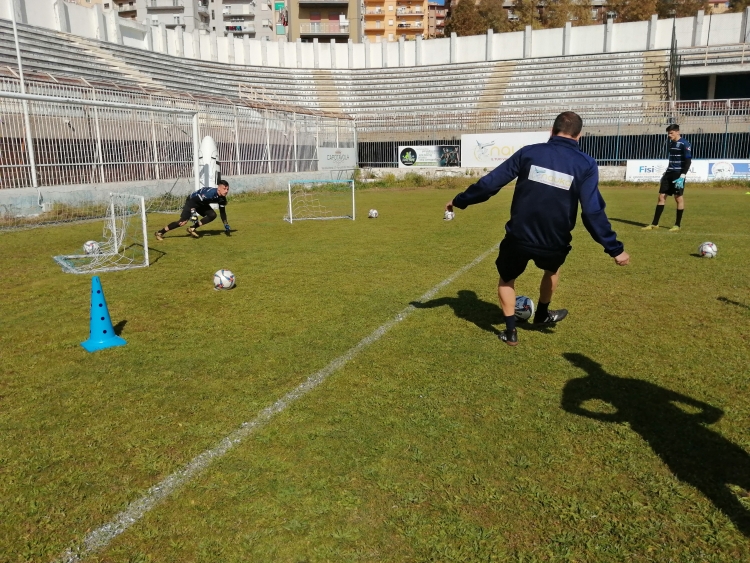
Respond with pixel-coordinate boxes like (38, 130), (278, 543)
(284, 179), (356, 224)
(53, 192), (150, 274)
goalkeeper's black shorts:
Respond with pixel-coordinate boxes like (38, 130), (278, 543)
(659, 171), (684, 196)
(180, 198), (212, 222)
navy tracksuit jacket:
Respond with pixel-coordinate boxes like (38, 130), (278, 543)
(453, 136), (624, 258)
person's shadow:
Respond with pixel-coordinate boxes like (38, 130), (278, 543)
(561, 352), (750, 536)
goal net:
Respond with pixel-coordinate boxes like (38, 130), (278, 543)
(53, 192), (150, 274)
(284, 180), (355, 223)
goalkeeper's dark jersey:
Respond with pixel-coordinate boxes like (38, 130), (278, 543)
(189, 187), (227, 208)
(667, 138), (692, 174)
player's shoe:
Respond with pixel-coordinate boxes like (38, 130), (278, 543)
(669, 226), (681, 232)
(534, 309), (568, 325)
(186, 226), (199, 238)
(154, 231), (164, 241)
(498, 329), (518, 346)
(641, 224), (659, 230)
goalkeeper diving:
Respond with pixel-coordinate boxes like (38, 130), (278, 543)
(155, 180), (231, 240)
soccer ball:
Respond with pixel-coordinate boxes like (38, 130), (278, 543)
(698, 242), (717, 258)
(368, 209), (379, 218)
(514, 295), (535, 322)
(444, 210), (455, 221)
(83, 240), (100, 255)
(213, 269), (236, 290)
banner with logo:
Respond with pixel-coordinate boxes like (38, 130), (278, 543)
(707, 160), (750, 180)
(460, 132), (549, 168)
(318, 147), (357, 170)
(398, 145), (461, 168)
(625, 160), (709, 182)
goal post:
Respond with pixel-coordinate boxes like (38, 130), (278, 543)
(284, 179), (356, 223)
(53, 192), (150, 274)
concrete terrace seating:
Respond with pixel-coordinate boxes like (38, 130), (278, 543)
(1, 19), (671, 116)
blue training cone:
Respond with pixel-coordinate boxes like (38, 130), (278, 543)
(81, 276), (126, 353)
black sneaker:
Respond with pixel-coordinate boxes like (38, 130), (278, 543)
(534, 309), (568, 325)
(498, 329), (518, 346)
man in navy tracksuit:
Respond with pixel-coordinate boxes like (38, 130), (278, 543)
(642, 124), (691, 232)
(446, 112), (630, 346)
(155, 180), (231, 240)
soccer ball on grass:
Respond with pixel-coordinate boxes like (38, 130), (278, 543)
(83, 240), (100, 255)
(698, 242), (717, 258)
(213, 269), (236, 290)
(368, 209), (379, 218)
(444, 210), (455, 221)
(514, 295), (535, 322)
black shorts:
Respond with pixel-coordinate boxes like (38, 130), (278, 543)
(495, 236), (570, 283)
(659, 171), (685, 196)
(179, 199), (212, 222)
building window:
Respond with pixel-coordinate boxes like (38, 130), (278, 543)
(211, 9), (215, 19)
(388, 33), (394, 40)
(104, 2), (109, 6)
(388, 19), (393, 25)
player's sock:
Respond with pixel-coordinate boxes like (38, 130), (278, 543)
(165, 222), (181, 232)
(534, 302), (550, 323)
(675, 209), (684, 227)
(651, 204), (665, 226)
(192, 221), (200, 229)
(504, 315), (516, 332)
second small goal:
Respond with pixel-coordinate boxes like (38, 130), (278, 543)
(284, 179), (355, 223)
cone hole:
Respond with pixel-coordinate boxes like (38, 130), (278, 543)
(97, 290), (101, 294)
(103, 330), (107, 334)
(99, 303), (103, 307)
(100, 317), (105, 320)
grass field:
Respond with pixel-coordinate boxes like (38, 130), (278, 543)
(1, 183), (749, 562)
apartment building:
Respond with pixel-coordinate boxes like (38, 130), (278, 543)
(426, 1), (444, 37)
(364, 0), (427, 42)
(287, 0), (359, 43)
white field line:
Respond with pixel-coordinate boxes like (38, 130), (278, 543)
(56, 242), (499, 563)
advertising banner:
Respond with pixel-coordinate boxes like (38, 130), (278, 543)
(707, 160), (750, 180)
(460, 132), (549, 168)
(625, 160), (709, 182)
(318, 147), (357, 170)
(398, 145), (461, 168)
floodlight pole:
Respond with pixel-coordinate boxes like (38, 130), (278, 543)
(10, 0), (38, 188)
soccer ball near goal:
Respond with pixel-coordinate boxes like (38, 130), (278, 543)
(368, 209), (379, 218)
(83, 240), (100, 255)
(698, 242), (717, 258)
(514, 295), (535, 322)
(213, 269), (236, 290)
(444, 210), (455, 221)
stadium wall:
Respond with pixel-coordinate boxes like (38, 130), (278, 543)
(1, 0), (748, 69)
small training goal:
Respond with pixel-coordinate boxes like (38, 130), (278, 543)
(53, 192), (150, 274)
(284, 179), (355, 223)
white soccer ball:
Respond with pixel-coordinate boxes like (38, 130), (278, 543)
(213, 269), (236, 290)
(444, 210), (455, 221)
(514, 295), (535, 322)
(83, 240), (100, 255)
(368, 209), (379, 218)
(698, 242), (717, 258)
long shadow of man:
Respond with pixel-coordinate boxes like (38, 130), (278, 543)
(561, 352), (750, 537)
(411, 290), (503, 335)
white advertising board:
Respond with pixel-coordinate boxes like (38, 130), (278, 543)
(625, 160), (709, 182)
(318, 147), (358, 170)
(398, 145), (461, 168)
(707, 160), (750, 180)
(460, 132), (549, 168)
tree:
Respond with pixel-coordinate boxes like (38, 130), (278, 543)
(511, 0), (543, 29)
(605, 0), (658, 23)
(445, 0), (488, 36)
(729, 0), (750, 11)
(544, 0), (594, 28)
(656, 0), (708, 18)
(478, 0), (513, 33)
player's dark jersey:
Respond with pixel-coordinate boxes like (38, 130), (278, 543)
(452, 136), (624, 258)
(667, 137), (692, 174)
(189, 187), (227, 208)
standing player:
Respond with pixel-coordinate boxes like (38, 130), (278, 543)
(154, 180), (231, 240)
(445, 112), (630, 346)
(642, 124), (691, 232)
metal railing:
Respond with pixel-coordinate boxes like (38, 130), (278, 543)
(1, 76), (356, 189)
(299, 22), (351, 34)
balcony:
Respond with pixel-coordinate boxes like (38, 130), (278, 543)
(298, 0), (349, 4)
(198, 2), (208, 14)
(395, 8), (423, 15)
(116, 4), (137, 13)
(299, 21), (350, 34)
(364, 9), (383, 16)
(226, 24), (256, 33)
(149, 0), (182, 10)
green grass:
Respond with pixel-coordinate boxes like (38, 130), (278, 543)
(1, 185), (749, 562)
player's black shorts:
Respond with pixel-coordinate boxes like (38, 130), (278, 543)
(495, 236), (570, 283)
(659, 170), (685, 196)
(179, 198), (212, 222)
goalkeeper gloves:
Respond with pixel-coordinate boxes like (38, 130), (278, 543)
(673, 176), (685, 189)
(224, 223), (231, 231)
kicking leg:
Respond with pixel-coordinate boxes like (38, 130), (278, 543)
(498, 277), (518, 346)
(535, 269), (568, 325)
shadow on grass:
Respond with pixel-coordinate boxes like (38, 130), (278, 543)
(196, 229), (235, 237)
(718, 296), (750, 311)
(113, 320), (127, 336)
(610, 217), (649, 228)
(147, 247), (167, 264)
(561, 352), (750, 537)
(410, 290), (553, 336)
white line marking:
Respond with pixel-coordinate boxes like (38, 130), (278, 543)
(56, 243), (499, 562)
